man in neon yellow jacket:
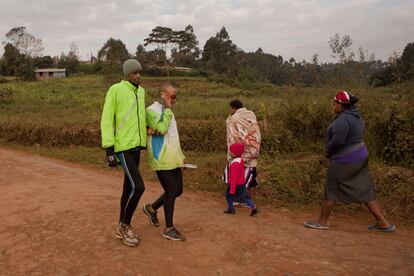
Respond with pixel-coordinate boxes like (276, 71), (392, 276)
(142, 83), (186, 241)
(100, 59), (147, 247)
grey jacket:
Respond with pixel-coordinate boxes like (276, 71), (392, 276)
(325, 107), (365, 158)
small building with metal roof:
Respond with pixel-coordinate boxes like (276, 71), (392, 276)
(34, 68), (66, 80)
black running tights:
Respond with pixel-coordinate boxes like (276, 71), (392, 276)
(151, 168), (183, 228)
(117, 150), (145, 225)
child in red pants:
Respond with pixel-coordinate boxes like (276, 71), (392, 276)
(223, 143), (258, 216)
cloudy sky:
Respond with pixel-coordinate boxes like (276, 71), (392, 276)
(0, 0), (413, 62)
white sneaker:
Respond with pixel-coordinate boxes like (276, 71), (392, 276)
(116, 223), (140, 246)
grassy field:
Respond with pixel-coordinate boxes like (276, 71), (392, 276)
(1, 75), (413, 222)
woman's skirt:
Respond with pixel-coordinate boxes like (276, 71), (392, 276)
(325, 158), (376, 203)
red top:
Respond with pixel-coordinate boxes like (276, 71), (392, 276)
(228, 158), (245, 195)
(228, 143), (246, 195)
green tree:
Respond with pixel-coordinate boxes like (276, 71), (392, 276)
(146, 49), (167, 67)
(172, 25), (200, 68)
(144, 25), (198, 76)
(202, 26), (239, 74)
(135, 43), (167, 70)
(329, 33), (354, 63)
(400, 42), (414, 80)
(329, 33), (354, 85)
(98, 38), (130, 81)
(5, 26), (44, 57)
(1, 43), (23, 75)
(144, 26), (178, 76)
(16, 57), (35, 80)
(135, 44), (148, 67)
(34, 55), (54, 68)
(2, 26), (43, 80)
(58, 42), (80, 75)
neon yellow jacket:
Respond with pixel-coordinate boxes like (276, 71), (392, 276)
(101, 80), (147, 152)
(146, 101), (185, 171)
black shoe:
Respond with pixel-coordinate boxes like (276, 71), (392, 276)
(143, 204), (160, 227)
(224, 208), (235, 214)
(162, 227), (186, 241)
(250, 208), (258, 216)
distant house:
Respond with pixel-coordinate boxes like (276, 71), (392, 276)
(34, 68), (66, 80)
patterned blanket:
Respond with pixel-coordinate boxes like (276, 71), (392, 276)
(226, 108), (261, 167)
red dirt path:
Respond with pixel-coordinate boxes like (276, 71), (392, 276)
(0, 148), (413, 275)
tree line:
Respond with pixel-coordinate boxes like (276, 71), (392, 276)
(1, 25), (413, 87)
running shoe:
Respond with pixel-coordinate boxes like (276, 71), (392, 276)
(250, 208), (259, 216)
(224, 208), (236, 214)
(116, 223), (140, 246)
(143, 204), (160, 227)
(162, 227), (186, 241)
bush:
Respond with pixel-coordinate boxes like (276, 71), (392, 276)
(0, 122), (100, 147)
(143, 67), (166, 76)
(178, 120), (227, 152)
(178, 119), (299, 155)
(0, 76), (11, 84)
(370, 164), (414, 222)
(16, 59), (35, 81)
(259, 156), (326, 205)
(381, 108), (414, 168)
(261, 121), (298, 155)
(0, 87), (14, 104)
(78, 63), (99, 74)
(170, 69), (204, 77)
(0, 75), (413, 168)
(281, 101), (331, 142)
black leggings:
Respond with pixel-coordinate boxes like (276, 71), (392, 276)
(151, 168), (183, 228)
(117, 150), (145, 225)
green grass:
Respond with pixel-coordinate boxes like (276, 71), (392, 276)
(1, 75), (413, 164)
(1, 75), (413, 163)
(2, 74), (412, 123)
(1, 75), (413, 222)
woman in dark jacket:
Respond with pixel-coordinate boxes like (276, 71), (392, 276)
(304, 91), (395, 232)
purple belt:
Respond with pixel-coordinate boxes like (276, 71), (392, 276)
(330, 144), (369, 164)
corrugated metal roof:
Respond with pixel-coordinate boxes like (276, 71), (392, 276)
(34, 68), (66, 72)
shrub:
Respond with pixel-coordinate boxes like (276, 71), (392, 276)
(178, 120), (227, 152)
(0, 87), (14, 104)
(370, 164), (414, 222)
(0, 122), (100, 147)
(281, 101), (331, 142)
(260, 121), (298, 155)
(259, 156), (326, 205)
(381, 108), (414, 168)
(0, 76), (11, 84)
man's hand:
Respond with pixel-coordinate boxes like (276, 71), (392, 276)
(105, 147), (118, 167)
(107, 155), (118, 167)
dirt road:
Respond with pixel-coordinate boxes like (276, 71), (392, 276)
(0, 148), (413, 275)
